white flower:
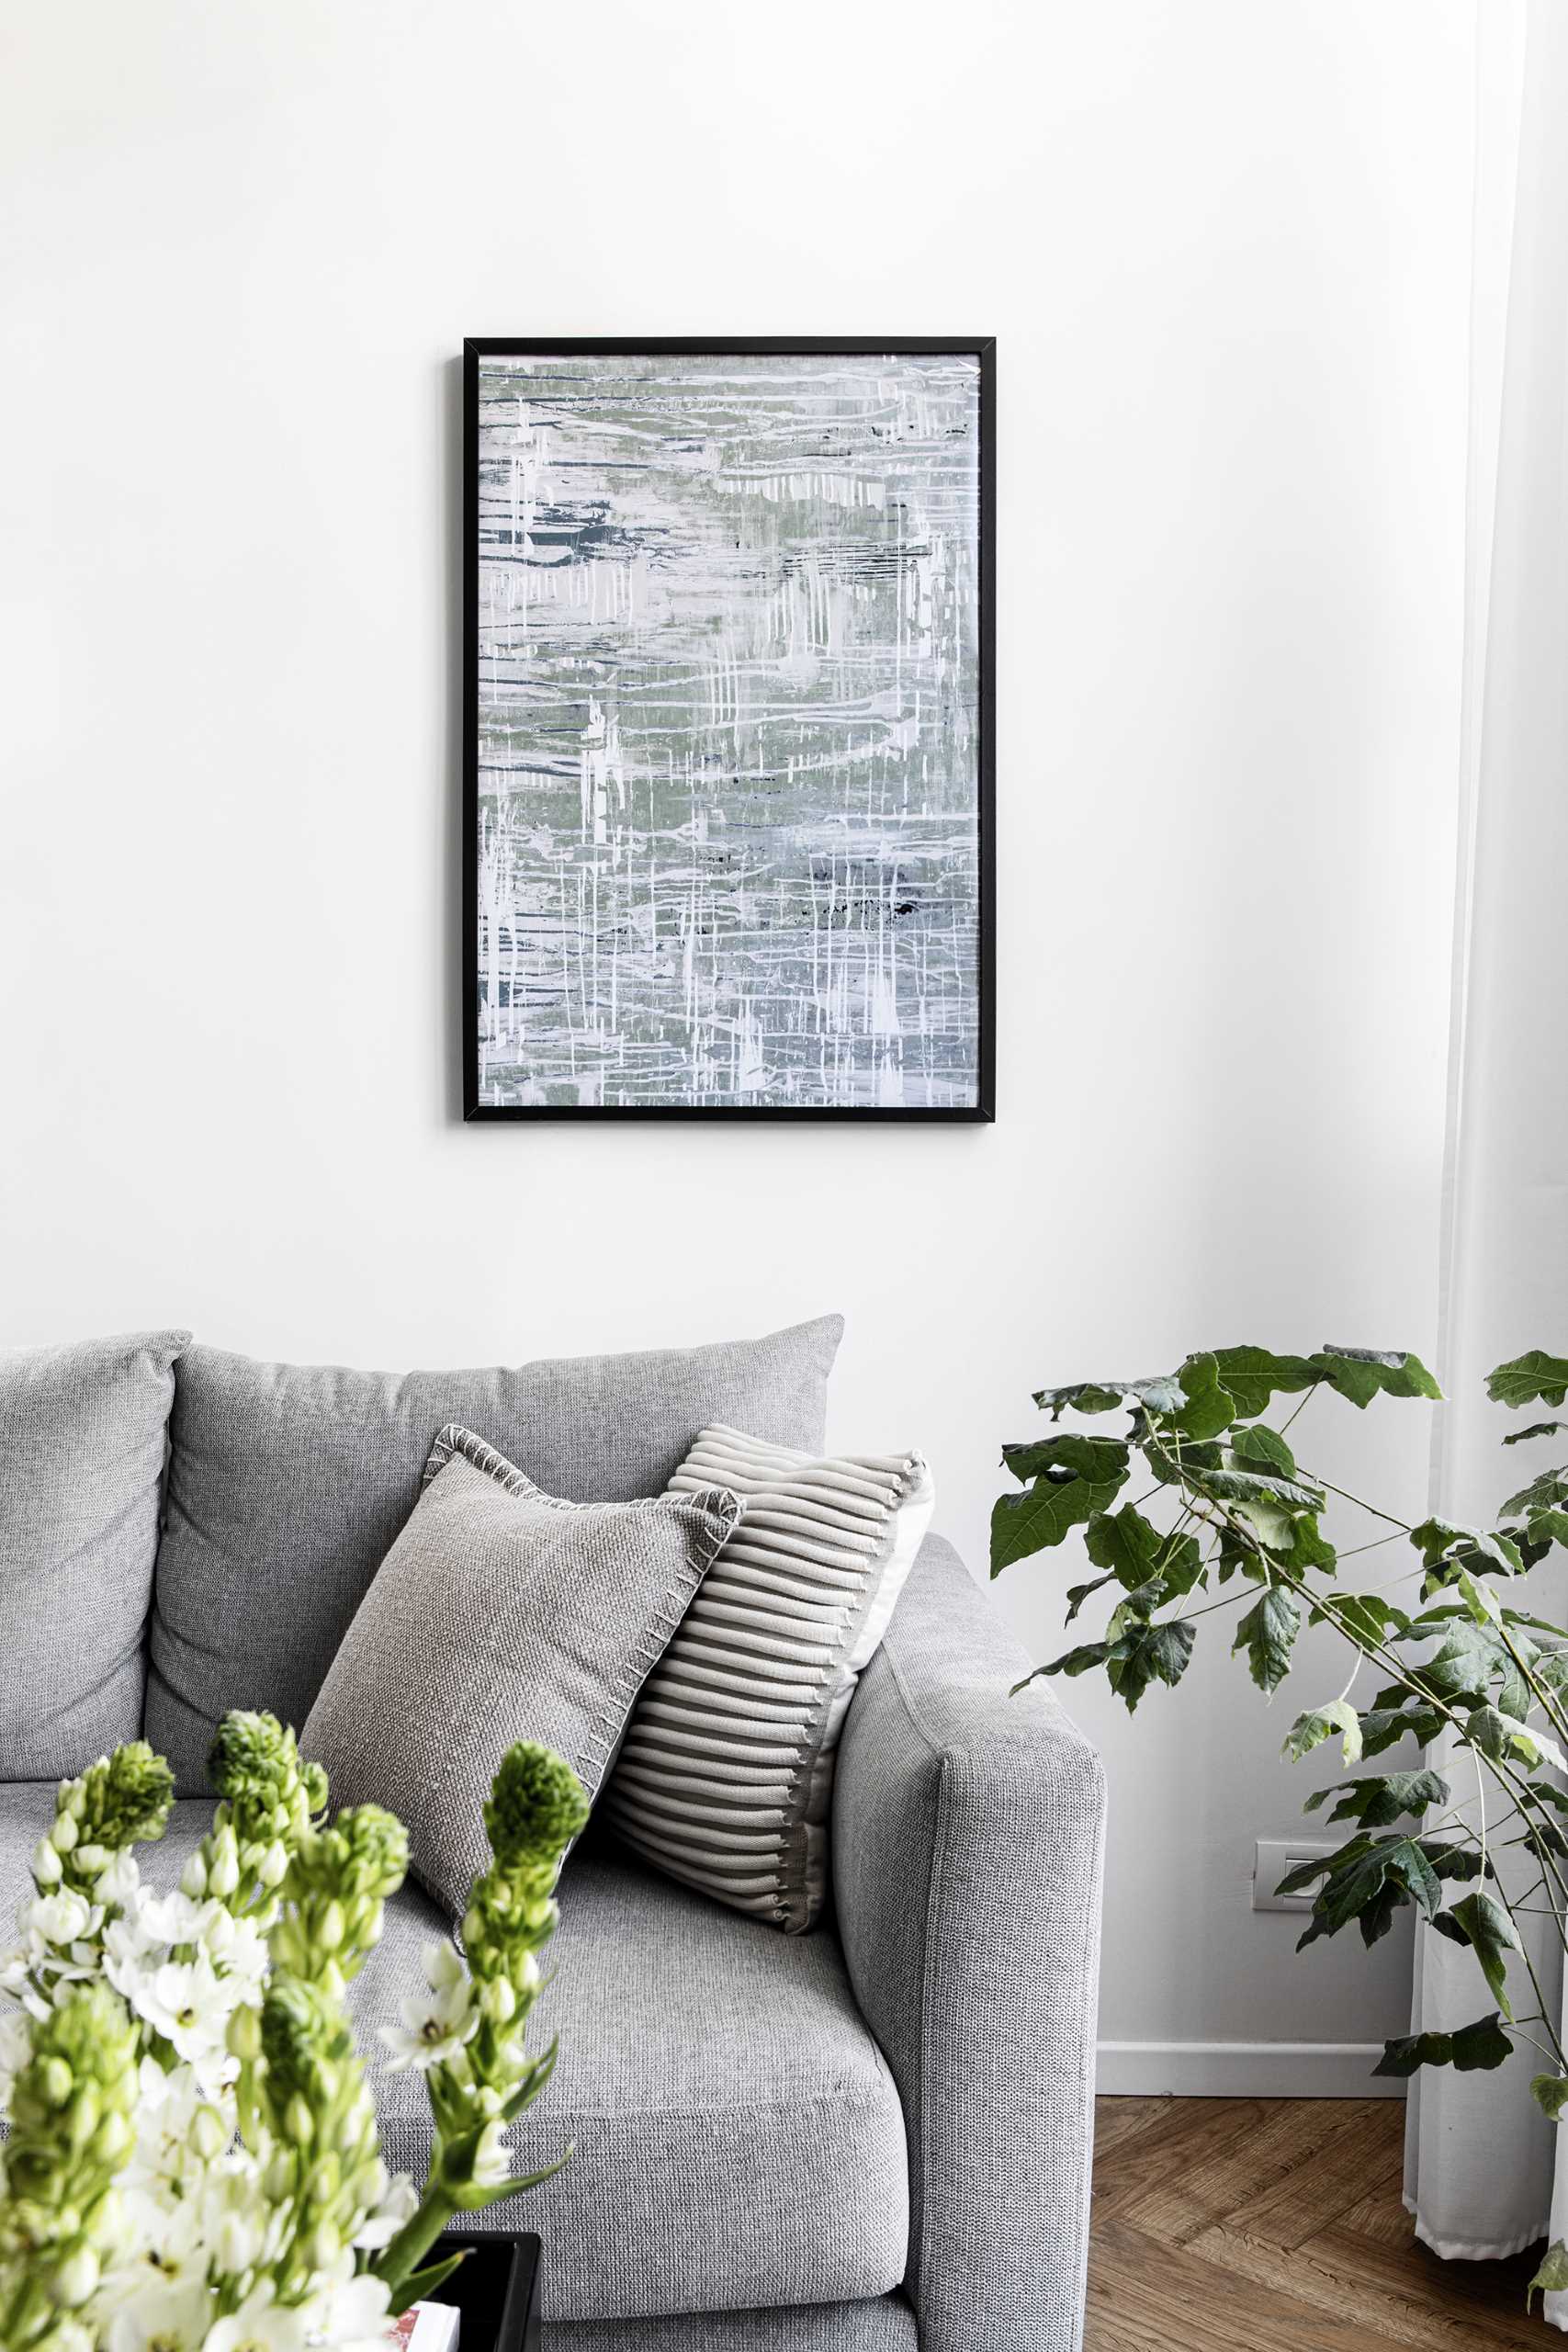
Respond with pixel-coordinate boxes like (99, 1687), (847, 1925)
(126, 1957), (231, 2067)
(299, 2261), (392, 2351)
(97, 1849), (144, 1910)
(200, 2287), (307, 2352)
(0, 2001), (33, 2102)
(350, 2166), (417, 2252)
(377, 1946), (477, 2073)
(472, 2118), (510, 2188)
(28, 1887), (96, 1948)
(104, 2276), (213, 2352)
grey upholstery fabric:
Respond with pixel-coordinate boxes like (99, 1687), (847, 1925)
(542, 2297), (917, 2350)
(147, 1317), (842, 1789)
(604, 1427), (933, 1933)
(833, 1535), (1107, 2352)
(0, 1329), (189, 1778)
(303, 1428), (740, 1917)
(0, 1792), (908, 2324)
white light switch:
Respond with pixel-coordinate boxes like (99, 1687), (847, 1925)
(1253, 1837), (1337, 1912)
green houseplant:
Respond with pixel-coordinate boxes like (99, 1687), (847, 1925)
(992, 1343), (1568, 2307)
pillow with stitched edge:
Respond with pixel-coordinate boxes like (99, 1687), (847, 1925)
(301, 1424), (742, 1918)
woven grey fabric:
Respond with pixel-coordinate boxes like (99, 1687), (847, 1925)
(302, 1428), (740, 1918)
(833, 1534), (1107, 2352)
(148, 1317), (841, 1790)
(0, 1329), (189, 1777)
(0, 1792), (908, 2323)
(541, 2296), (916, 2349)
(603, 1426), (932, 1934)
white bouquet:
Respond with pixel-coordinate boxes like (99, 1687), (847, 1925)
(0, 1713), (589, 2352)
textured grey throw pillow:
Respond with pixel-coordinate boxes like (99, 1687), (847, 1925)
(301, 1425), (742, 1919)
(148, 1315), (841, 1792)
(0, 1329), (190, 1777)
(602, 1424), (934, 1934)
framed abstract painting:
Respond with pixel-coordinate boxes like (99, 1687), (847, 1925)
(463, 339), (994, 1120)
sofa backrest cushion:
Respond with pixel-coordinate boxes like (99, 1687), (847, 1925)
(0, 1329), (190, 1779)
(145, 1316), (843, 1791)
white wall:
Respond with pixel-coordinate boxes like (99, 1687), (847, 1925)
(0, 0), (1474, 2084)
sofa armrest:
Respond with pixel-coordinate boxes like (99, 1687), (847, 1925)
(833, 1534), (1106, 2352)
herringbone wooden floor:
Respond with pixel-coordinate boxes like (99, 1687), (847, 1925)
(1088, 2098), (1551, 2348)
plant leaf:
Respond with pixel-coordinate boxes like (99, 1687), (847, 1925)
(1532, 2075), (1568, 2122)
(1310, 1346), (1443, 1408)
(1064, 1575), (1116, 1624)
(1229, 1423), (1298, 1477)
(1408, 1518), (1524, 1587)
(1374, 2012), (1511, 2078)
(1502, 1464), (1568, 1521)
(1330, 1593), (1412, 1646)
(388, 2251), (469, 2317)
(1282, 1700), (1363, 1767)
(1001, 1433), (1131, 1485)
(1488, 1351), (1568, 1409)
(1296, 1833), (1444, 1949)
(1447, 1890), (1520, 2019)
(989, 1453), (1129, 1577)
(1235, 1587), (1301, 1695)
(1504, 1420), (1566, 1446)
(1303, 1770), (1448, 1828)
(1032, 1374), (1186, 1420)
(1357, 1702), (1446, 1757)
(1208, 1347), (1323, 1419)
(1168, 1352), (1236, 1442)
(1038, 1642), (1111, 1680)
(1104, 1618), (1197, 1713)
(1529, 2241), (1568, 2311)
(1084, 1505), (1164, 1588)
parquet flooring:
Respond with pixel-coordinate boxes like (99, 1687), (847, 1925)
(1088, 2097), (1551, 2348)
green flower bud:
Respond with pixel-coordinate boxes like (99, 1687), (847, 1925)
(286, 2093), (314, 2147)
(42, 1745), (175, 1907)
(483, 1745), (588, 1871)
(51, 2245), (98, 2308)
(181, 1851), (208, 1899)
(39, 2056), (73, 2109)
(207, 1826), (240, 1900)
(229, 2003), (263, 2063)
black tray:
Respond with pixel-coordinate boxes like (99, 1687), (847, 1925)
(428, 2233), (541, 2352)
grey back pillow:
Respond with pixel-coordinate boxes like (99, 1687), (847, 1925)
(302, 1426), (741, 1918)
(0, 1329), (190, 1778)
(148, 1316), (841, 1789)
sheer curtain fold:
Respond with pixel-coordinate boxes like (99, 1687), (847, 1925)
(1405, 0), (1568, 2312)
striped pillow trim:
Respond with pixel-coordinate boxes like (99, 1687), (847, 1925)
(600, 1423), (934, 1933)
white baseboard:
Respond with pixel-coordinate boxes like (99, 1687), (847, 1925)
(1096, 2040), (1405, 2099)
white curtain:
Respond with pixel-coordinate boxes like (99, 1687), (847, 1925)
(1404, 0), (1568, 2310)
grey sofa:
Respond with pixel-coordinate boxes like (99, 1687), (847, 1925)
(0, 1327), (1106, 2350)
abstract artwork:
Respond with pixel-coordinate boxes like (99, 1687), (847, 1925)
(463, 340), (993, 1119)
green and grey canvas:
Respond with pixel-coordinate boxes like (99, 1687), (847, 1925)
(475, 350), (982, 1110)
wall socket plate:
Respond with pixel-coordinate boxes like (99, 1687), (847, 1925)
(1253, 1837), (1336, 1912)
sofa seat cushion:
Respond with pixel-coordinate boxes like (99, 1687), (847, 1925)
(0, 1797), (908, 2324)
(147, 1319), (842, 1792)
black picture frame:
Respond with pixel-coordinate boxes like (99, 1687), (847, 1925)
(463, 338), (995, 1122)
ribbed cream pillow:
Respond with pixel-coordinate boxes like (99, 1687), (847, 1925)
(601, 1424), (934, 1933)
